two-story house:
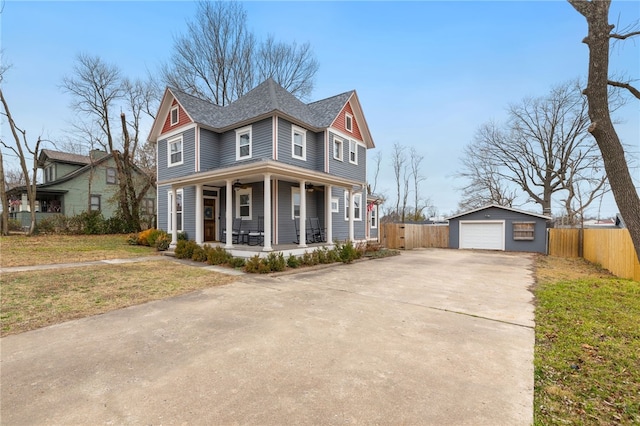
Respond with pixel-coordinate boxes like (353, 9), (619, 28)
(7, 149), (156, 228)
(149, 78), (378, 253)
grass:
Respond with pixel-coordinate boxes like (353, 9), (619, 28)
(0, 234), (158, 267)
(534, 255), (640, 425)
(1, 260), (237, 337)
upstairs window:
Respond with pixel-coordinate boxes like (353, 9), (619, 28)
(168, 136), (183, 167)
(513, 222), (535, 240)
(292, 126), (306, 160)
(141, 198), (155, 215)
(106, 167), (117, 184)
(236, 126), (252, 160)
(349, 140), (358, 164)
(235, 187), (252, 220)
(345, 113), (353, 132)
(170, 106), (179, 126)
(45, 165), (55, 182)
(333, 137), (343, 161)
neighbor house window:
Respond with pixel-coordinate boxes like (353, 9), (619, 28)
(168, 189), (183, 232)
(90, 194), (101, 211)
(349, 140), (358, 164)
(344, 192), (362, 221)
(106, 167), (117, 184)
(168, 136), (183, 167)
(333, 137), (343, 161)
(236, 126), (252, 160)
(513, 222), (535, 240)
(170, 106), (179, 126)
(235, 187), (252, 220)
(141, 198), (155, 215)
(292, 187), (301, 219)
(45, 165), (55, 182)
(371, 204), (378, 228)
(292, 125), (306, 160)
(345, 113), (353, 132)
(331, 197), (339, 213)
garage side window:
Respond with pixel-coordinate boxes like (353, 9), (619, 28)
(513, 222), (535, 240)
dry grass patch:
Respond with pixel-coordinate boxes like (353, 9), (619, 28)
(1, 260), (236, 336)
(0, 234), (157, 268)
(534, 255), (640, 425)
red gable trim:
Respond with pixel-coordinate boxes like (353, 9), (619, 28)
(160, 99), (192, 135)
(330, 101), (363, 141)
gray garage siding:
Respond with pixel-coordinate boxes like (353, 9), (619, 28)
(448, 206), (548, 253)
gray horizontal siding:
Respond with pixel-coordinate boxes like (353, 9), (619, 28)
(157, 127), (196, 180)
(200, 129), (220, 171)
(276, 118), (324, 172)
(327, 131), (367, 182)
(331, 186), (365, 241)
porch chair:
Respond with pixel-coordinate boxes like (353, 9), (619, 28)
(223, 218), (243, 244)
(309, 217), (326, 243)
(293, 218), (315, 244)
(248, 216), (264, 246)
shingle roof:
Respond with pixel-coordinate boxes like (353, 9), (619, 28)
(40, 149), (91, 165)
(170, 78), (353, 131)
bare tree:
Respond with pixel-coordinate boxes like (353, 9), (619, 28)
(0, 151), (8, 235)
(457, 80), (608, 218)
(61, 54), (156, 231)
(369, 151), (383, 196)
(391, 142), (406, 221)
(0, 89), (45, 234)
(162, 1), (318, 105)
(568, 0), (640, 259)
(409, 147), (428, 221)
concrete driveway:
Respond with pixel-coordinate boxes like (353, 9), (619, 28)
(1, 249), (535, 425)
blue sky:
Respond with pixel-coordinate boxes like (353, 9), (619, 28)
(1, 1), (639, 217)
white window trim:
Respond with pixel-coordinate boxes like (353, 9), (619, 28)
(345, 112), (353, 132)
(331, 197), (339, 213)
(344, 192), (362, 221)
(291, 125), (307, 161)
(167, 135), (184, 167)
(371, 204), (378, 229)
(168, 189), (183, 232)
(333, 136), (343, 161)
(349, 140), (358, 165)
(235, 187), (252, 220)
(292, 187), (301, 219)
(170, 105), (179, 126)
(236, 125), (252, 161)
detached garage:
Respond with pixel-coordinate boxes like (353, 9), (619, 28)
(447, 205), (551, 253)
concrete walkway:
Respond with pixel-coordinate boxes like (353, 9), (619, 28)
(0, 249), (535, 425)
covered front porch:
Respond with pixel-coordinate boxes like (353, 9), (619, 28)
(161, 160), (365, 252)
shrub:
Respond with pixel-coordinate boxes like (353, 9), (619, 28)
(228, 257), (246, 268)
(244, 255), (268, 273)
(287, 254), (301, 268)
(137, 228), (155, 246)
(207, 246), (232, 265)
(337, 240), (360, 264)
(265, 252), (286, 272)
(191, 244), (208, 262)
(177, 231), (188, 241)
(174, 240), (199, 259)
(146, 229), (167, 247)
(104, 214), (135, 234)
(155, 234), (171, 251)
(35, 217), (56, 234)
(301, 251), (318, 266)
(7, 219), (22, 231)
(78, 210), (105, 235)
(127, 233), (139, 245)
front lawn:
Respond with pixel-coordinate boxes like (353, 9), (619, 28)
(534, 255), (640, 424)
(0, 234), (157, 267)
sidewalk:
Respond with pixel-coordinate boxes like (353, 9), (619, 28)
(0, 255), (245, 276)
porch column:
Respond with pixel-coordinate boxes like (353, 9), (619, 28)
(298, 179), (307, 248)
(225, 179), (233, 249)
(170, 185), (178, 247)
(325, 185), (333, 244)
(348, 188), (355, 242)
(262, 173), (273, 251)
(195, 183), (203, 244)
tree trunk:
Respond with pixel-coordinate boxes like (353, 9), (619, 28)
(569, 0), (640, 260)
(0, 151), (8, 236)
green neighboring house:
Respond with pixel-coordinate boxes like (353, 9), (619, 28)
(7, 149), (156, 228)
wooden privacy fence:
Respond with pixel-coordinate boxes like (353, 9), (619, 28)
(381, 223), (449, 250)
(548, 228), (640, 281)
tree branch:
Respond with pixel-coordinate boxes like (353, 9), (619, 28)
(610, 30), (640, 40)
(607, 80), (640, 99)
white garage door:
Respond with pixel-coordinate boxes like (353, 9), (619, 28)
(459, 221), (505, 250)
